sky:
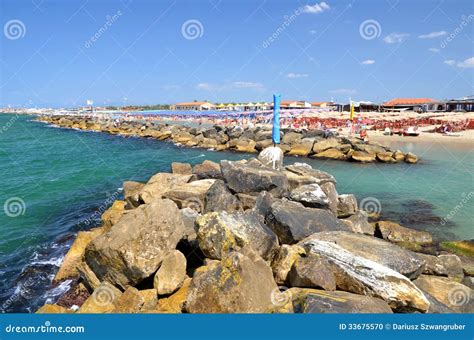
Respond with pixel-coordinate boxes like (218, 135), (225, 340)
(0, 0), (473, 107)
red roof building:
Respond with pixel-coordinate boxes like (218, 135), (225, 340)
(383, 98), (435, 106)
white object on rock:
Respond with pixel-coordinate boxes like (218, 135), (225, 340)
(258, 146), (284, 170)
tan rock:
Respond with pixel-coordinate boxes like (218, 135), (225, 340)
(405, 152), (418, 164)
(163, 179), (216, 213)
(78, 283), (122, 313)
(156, 278), (191, 313)
(351, 151), (376, 162)
(139, 173), (192, 204)
(271, 245), (306, 285)
(312, 139), (339, 153)
(376, 221), (433, 245)
(36, 304), (72, 314)
(113, 287), (145, 313)
(101, 200), (126, 229)
(154, 250), (187, 295)
(171, 162), (192, 175)
(312, 148), (346, 160)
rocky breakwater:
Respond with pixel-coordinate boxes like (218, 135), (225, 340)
(37, 157), (474, 314)
(37, 115), (418, 164)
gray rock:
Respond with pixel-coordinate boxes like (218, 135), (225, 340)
(344, 211), (374, 235)
(204, 179), (242, 213)
(289, 183), (329, 208)
(320, 182), (338, 215)
(337, 194), (358, 218)
(285, 162), (336, 185)
(123, 181), (145, 208)
(192, 160), (222, 180)
(418, 253), (464, 280)
(288, 253), (337, 290)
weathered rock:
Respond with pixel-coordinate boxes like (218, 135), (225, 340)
(289, 183), (329, 208)
(285, 162), (336, 185)
(440, 240), (474, 258)
(37, 304), (72, 314)
(85, 199), (186, 289)
(138, 289), (158, 311)
(320, 182), (338, 215)
(351, 151), (376, 162)
(462, 276), (474, 289)
(375, 221), (433, 245)
(354, 143), (386, 155)
(405, 152), (418, 164)
(123, 181), (145, 208)
(235, 138), (257, 153)
(171, 162), (192, 175)
(337, 194), (358, 218)
(413, 275), (473, 313)
(153, 250), (187, 296)
(139, 173), (192, 204)
(193, 160), (222, 180)
(312, 139), (339, 153)
(300, 240), (430, 312)
(236, 193), (257, 210)
(284, 171), (319, 190)
(288, 253), (337, 290)
(288, 141), (314, 157)
(78, 283), (122, 313)
(163, 179), (216, 213)
(377, 151), (395, 163)
(54, 228), (105, 283)
(393, 150), (405, 161)
(180, 208), (199, 241)
(271, 245), (306, 285)
(55, 282), (90, 309)
(282, 131), (302, 144)
(185, 250), (278, 313)
(344, 211), (374, 235)
(302, 231), (425, 279)
(313, 148), (346, 160)
(156, 278), (191, 313)
(266, 200), (350, 244)
(417, 253), (464, 280)
(77, 261), (101, 292)
(101, 200), (126, 229)
(221, 160), (288, 196)
(204, 179), (241, 213)
(196, 211), (278, 261)
(289, 288), (393, 313)
(113, 287), (145, 313)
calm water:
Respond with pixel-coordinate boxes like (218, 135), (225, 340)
(0, 114), (473, 312)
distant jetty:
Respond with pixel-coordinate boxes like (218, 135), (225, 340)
(37, 157), (473, 314)
(37, 115), (419, 164)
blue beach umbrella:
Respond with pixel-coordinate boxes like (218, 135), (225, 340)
(272, 94), (281, 145)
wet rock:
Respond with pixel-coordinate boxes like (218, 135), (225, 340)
(204, 180), (242, 213)
(418, 253), (464, 280)
(375, 221), (433, 245)
(171, 162), (192, 175)
(56, 282), (90, 309)
(440, 240), (474, 258)
(289, 288), (393, 313)
(221, 160), (288, 196)
(154, 250), (187, 296)
(185, 250), (278, 313)
(113, 287), (145, 313)
(85, 198), (185, 289)
(163, 179), (216, 213)
(337, 194), (358, 218)
(300, 240), (430, 312)
(78, 282), (122, 313)
(288, 253), (337, 290)
(289, 183), (329, 208)
(196, 210), (278, 261)
(413, 275), (473, 313)
(193, 160), (222, 180)
(266, 200), (350, 244)
(271, 244), (306, 285)
(312, 148), (346, 160)
(302, 231), (425, 279)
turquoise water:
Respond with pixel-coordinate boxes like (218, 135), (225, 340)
(0, 114), (472, 312)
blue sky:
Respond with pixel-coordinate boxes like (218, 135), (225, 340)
(0, 0), (473, 107)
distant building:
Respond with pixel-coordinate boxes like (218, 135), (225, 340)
(280, 100), (311, 109)
(311, 101), (333, 108)
(382, 98), (435, 112)
(171, 101), (215, 111)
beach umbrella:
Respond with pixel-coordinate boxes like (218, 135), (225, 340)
(259, 94), (283, 170)
(272, 94), (281, 144)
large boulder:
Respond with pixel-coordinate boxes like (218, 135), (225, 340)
(154, 250), (187, 295)
(312, 139), (339, 154)
(417, 254), (464, 280)
(163, 179), (216, 212)
(101, 201), (126, 228)
(288, 253), (337, 290)
(265, 200), (350, 244)
(413, 275), (473, 313)
(302, 231), (425, 279)
(85, 199), (186, 289)
(287, 141), (314, 157)
(123, 180), (145, 207)
(271, 244), (306, 285)
(285, 163), (336, 185)
(155, 278), (192, 313)
(235, 138), (257, 153)
(171, 162), (192, 175)
(312, 148), (346, 160)
(337, 194), (358, 218)
(284, 171), (320, 190)
(282, 131), (302, 145)
(375, 221), (433, 245)
(300, 240), (430, 312)
(196, 211), (278, 261)
(343, 211), (374, 235)
(289, 288), (393, 313)
(193, 160), (222, 180)
(221, 160), (288, 196)
(113, 287), (145, 313)
(351, 151), (376, 162)
(185, 250), (278, 313)
(320, 182), (338, 215)
(405, 152), (418, 164)
(138, 173), (192, 204)
(289, 183), (329, 208)
(204, 180), (242, 213)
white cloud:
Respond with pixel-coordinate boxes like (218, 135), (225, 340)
(232, 81), (264, 89)
(383, 33), (409, 44)
(457, 57), (474, 68)
(330, 88), (356, 95)
(302, 2), (330, 14)
(361, 59), (375, 65)
(429, 48), (440, 53)
(309, 29), (318, 35)
(444, 60), (456, 66)
(161, 85), (181, 90)
(418, 31), (447, 39)
(287, 73), (309, 78)
(196, 83), (214, 91)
